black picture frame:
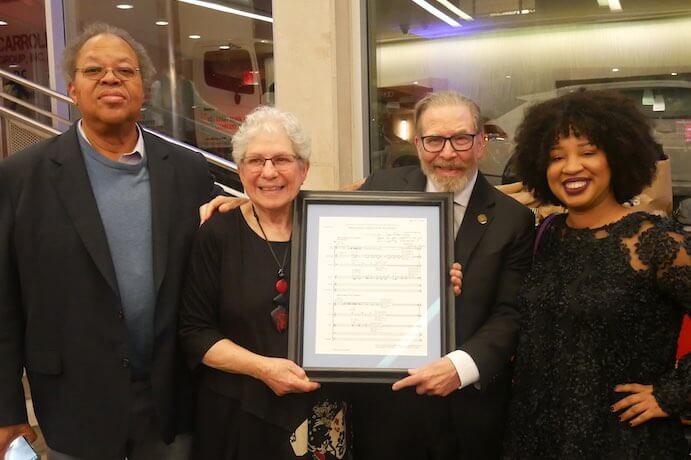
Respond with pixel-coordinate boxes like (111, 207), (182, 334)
(287, 190), (455, 383)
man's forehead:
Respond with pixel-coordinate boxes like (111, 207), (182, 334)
(77, 33), (138, 61)
(419, 104), (474, 129)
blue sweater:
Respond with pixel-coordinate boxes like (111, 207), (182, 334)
(78, 129), (154, 379)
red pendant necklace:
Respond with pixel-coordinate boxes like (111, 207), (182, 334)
(252, 205), (290, 333)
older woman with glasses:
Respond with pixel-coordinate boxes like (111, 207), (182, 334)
(179, 106), (348, 459)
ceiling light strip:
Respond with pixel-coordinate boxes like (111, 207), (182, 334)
(411, 0), (461, 27)
(608, 0), (623, 11)
(436, 0), (473, 21)
(178, 0), (273, 23)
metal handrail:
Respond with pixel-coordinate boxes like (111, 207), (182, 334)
(0, 67), (240, 175)
(0, 91), (71, 125)
(0, 68), (73, 104)
(0, 68), (243, 195)
(0, 106), (61, 136)
(143, 128), (239, 174)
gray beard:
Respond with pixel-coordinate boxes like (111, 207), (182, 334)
(421, 161), (473, 193)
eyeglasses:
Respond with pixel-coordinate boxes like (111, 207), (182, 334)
(420, 133), (478, 153)
(76, 66), (140, 81)
(242, 155), (299, 172)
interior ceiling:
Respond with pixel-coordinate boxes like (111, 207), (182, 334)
(374, 0), (691, 41)
(0, 0), (46, 32)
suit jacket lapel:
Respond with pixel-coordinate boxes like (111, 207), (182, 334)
(145, 132), (174, 294)
(404, 166), (428, 191)
(455, 173), (495, 267)
(49, 126), (119, 295)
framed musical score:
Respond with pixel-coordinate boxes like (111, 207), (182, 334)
(287, 190), (455, 383)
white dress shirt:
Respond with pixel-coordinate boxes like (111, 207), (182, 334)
(78, 120), (145, 163)
(426, 170), (481, 390)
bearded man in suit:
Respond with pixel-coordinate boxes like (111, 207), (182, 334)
(353, 91), (535, 460)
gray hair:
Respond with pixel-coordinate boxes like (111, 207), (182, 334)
(414, 91), (483, 135)
(231, 106), (311, 163)
(62, 23), (156, 88)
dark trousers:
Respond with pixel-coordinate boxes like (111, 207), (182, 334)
(48, 380), (191, 460)
(351, 383), (510, 460)
(351, 385), (454, 460)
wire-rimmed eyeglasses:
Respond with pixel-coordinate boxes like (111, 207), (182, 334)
(242, 155), (299, 173)
(76, 66), (140, 81)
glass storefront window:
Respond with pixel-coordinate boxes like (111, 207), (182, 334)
(0, 0), (51, 122)
(367, 0), (691, 201)
(63, 0), (273, 162)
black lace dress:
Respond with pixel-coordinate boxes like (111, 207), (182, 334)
(503, 212), (690, 459)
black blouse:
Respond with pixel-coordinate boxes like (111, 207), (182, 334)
(504, 212), (690, 459)
(179, 208), (315, 431)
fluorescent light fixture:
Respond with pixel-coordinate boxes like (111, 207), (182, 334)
(489, 9), (534, 17)
(178, 0), (272, 23)
(596, 0), (608, 6)
(219, 45), (230, 49)
(608, 0), (623, 11)
(671, 72), (678, 76)
(8, 64), (19, 68)
(642, 89), (654, 106)
(189, 34), (201, 39)
(436, 0), (473, 21)
(0, 21), (8, 26)
(505, 75), (511, 79)
(155, 20), (169, 26)
(413, 81), (419, 84)
(116, 4), (134, 9)
(411, 0), (461, 27)
(611, 67), (619, 72)
(399, 120), (410, 140)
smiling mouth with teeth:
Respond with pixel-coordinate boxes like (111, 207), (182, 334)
(565, 180), (588, 189)
(562, 179), (590, 194)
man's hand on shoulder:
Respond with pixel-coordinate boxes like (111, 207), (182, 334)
(199, 195), (248, 224)
(0, 423), (36, 457)
(391, 357), (460, 397)
(340, 178), (365, 191)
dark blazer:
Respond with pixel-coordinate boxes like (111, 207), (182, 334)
(0, 124), (214, 459)
(357, 165), (534, 459)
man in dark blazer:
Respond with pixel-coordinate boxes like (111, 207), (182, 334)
(353, 91), (535, 459)
(0, 23), (213, 459)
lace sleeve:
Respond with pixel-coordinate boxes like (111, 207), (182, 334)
(634, 219), (691, 416)
(654, 356), (690, 416)
(635, 222), (691, 306)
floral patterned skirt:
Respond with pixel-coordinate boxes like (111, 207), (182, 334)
(194, 386), (351, 460)
(290, 399), (350, 459)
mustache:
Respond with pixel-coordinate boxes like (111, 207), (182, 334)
(431, 159), (468, 169)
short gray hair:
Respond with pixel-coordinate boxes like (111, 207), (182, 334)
(62, 23), (156, 88)
(231, 106), (311, 163)
(414, 91), (482, 135)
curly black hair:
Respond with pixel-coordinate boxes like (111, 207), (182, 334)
(514, 89), (659, 206)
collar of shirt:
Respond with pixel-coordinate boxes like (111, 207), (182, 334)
(77, 120), (146, 162)
(425, 168), (478, 207)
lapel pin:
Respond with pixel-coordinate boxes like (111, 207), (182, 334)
(477, 214), (488, 225)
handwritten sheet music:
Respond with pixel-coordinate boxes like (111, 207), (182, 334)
(313, 216), (428, 356)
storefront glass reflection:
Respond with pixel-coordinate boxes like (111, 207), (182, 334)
(367, 0), (691, 200)
(63, 0), (273, 162)
(0, 0), (51, 122)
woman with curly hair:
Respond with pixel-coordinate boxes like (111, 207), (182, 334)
(502, 90), (690, 459)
